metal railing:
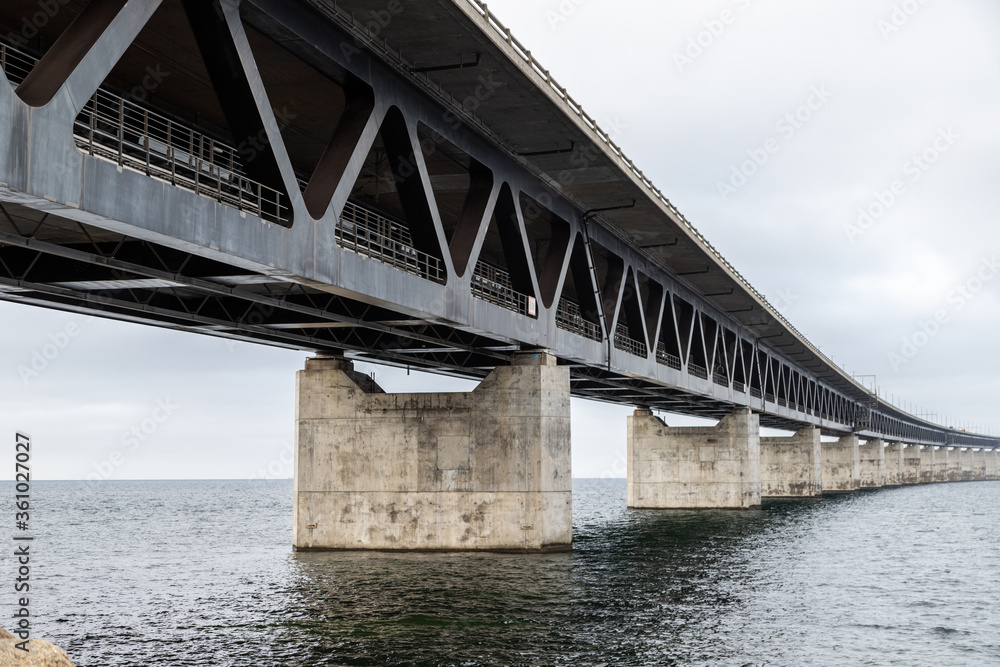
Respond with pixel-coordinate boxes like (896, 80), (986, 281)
(472, 261), (533, 316)
(73, 88), (291, 225)
(655, 342), (682, 370)
(0, 41), (291, 226)
(750, 386), (762, 399)
(0, 42), (34, 86)
(733, 380), (746, 394)
(713, 371), (729, 387)
(555, 298), (601, 341)
(614, 323), (647, 357)
(688, 362), (708, 380)
(336, 201), (445, 283)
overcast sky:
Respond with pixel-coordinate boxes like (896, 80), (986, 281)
(2, 0), (999, 480)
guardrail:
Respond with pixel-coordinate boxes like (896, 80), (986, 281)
(1, 41), (291, 226)
(555, 298), (601, 341)
(472, 261), (534, 316)
(713, 371), (729, 387)
(689, 362), (709, 380)
(614, 323), (647, 357)
(336, 201), (445, 283)
(655, 342), (682, 370)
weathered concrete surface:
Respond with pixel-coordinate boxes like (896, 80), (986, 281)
(959, 449), (974, 481)
(902, 445), (922, 484)
(987, 450), (1000, 480)
(0, 627), (75, 666)
(293, 353), (572, 551)
(934, 448), (950, 483)
(946, 448), (961, 482)
(822, 435), (860, 493)
(760, 427), (822, 497)
(627, 408), (761, 509)
(973, 449), (987, 480)
(860, 439), (886, 489)
(884, 442), (904, 486)
(919, 447), (936, 484)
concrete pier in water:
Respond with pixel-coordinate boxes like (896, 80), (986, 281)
(760, 427), (823, 497)
(822, 436), (860, 493)
(627, 409), (761, 509)
(860, 439), (886, 489)
(884, 442), (904, 486)
(293, 353), (572, 552)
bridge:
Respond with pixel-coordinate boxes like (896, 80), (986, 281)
(1, 0), (997, 551)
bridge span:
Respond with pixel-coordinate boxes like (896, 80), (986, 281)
(1, 0), (996, 551)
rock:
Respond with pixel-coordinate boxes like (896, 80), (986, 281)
(0, 628), (76, 667)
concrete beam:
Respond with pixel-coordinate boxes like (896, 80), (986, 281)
(822, 435), (860, 493)
(293, 352), (572, 551)
(760, 427), (822, 498)
(884, 442), (904, 486)
(859, 438), (886, 489)
(627, 408), (761, 509)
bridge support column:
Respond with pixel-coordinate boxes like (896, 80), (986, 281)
(987, 450), (1000, 480)
(935, 448), (950, 482)
(822, 435), (860, 493)
(946, 448), (960, 482)
(884, 442), (904, 486)
(903, 445), (922, 484)
(627, 408), (760, 509)
(972, 449), (990, 481)
(919, 446), (936, 483)
(859, 439), (886, 488)
(760, 427), (822, 498)
(960, 449), (974, 481)
(293, 352), (572, 552)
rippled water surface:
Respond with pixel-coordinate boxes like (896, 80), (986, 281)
(4, 479), (999, 666)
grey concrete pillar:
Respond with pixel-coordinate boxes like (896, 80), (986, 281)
(946, 448), (961, 482)
(627, 408), (761, 509)
(987, 449), (1000, 480)
(960, 449), (974, 481)
(919, 446), (936, 483)
(973, 449), (987, 480)
(934, 448), (950, 482)
(902, 445), (922, 484)
(293, 352), (572, 552)
(760, 426), (822, 497)
(884, 442), (904, 486)
(859, 439), (886, 489)
(822, 435), (860, 493)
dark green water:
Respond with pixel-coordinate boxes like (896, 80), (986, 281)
(4, 479), (999, 666)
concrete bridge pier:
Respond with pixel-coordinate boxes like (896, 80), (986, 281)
(760, 427), (822, 497)
(293, 352), (572, 552)
(960, 449), (974, 481)
(627, 408), (761, 509)
(946, 448), (961, 482)
(822, 435), (860, 493)
(972, 449), (987, 480)
(919, 446), (936, 483)
(860, 439), (886, 489)
(903, 445), (922, 484)
(884, 442), (904, 486)
(935, 448), (950, 483)
(988, 450), (1000, 480)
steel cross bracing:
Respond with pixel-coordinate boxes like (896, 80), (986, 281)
(0, 0), (995, 450)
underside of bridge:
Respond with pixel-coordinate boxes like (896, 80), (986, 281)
(1, 0), (996, 551)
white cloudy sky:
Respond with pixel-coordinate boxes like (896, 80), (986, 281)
(2, 0), (999, 480)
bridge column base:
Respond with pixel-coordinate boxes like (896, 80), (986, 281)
(960, 449), (974, 481)
(860, 439), (886, 488)
(822, 435), (860, 493)
(986, 450), (999, 480)
(903, 445), (922, 484)
(293, 352), (572, 552)
(627, 408), (761, 509)
(760, 427), (822, 497)
(935, 448), (951, 482)
(919, 447), (936, 483)
(973, 450), (987, 480)
(947, 449), (961, 482)
(884, 442), (904, 486)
